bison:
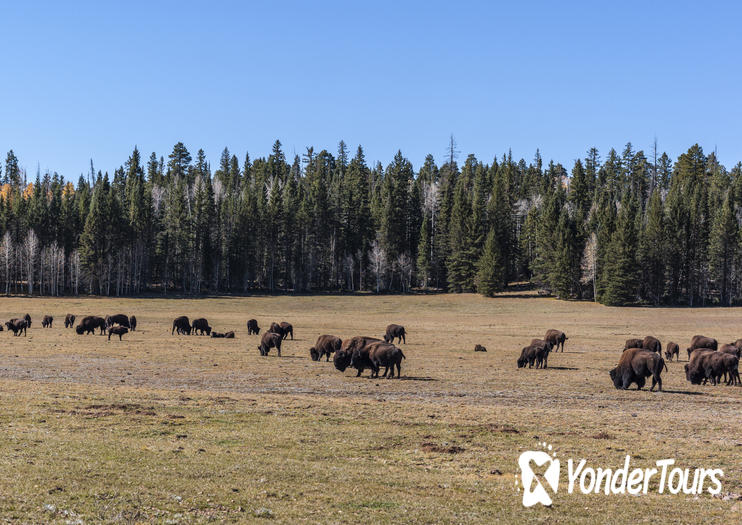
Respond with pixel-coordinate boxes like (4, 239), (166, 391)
(686, 335), (718, 360)
(41, 315), (53, 328)
(129, 315), (137, 331)
(247, 319), (260, 335)
(108, 325), (129, 341)
(279, 322), (293, 340)
(310, 335), (342, 362)
(383, 324), (406, 344)
(529, 338), (553, 368)
(268, 322), (285, 338)
(64, 314), (76, 328)
(642, 336), (662, 354)
(191, 318), (211, 336)
(610, 347), (666, 391)
(474, 344), (487, 352)
(685, 350), (736, 386)
(334, 336), (382, 372)
(258, 332), (283, 356)
(5, 318), (28, 336)
(76, 316), (107, 335)
(172, 316), (191, 335)
(665, 342), (680, 362)
(350, 341), (405, 378)
(719, 344), (741, 358)
(105, 313), (130, 329)
(544, 329), (567, 352)
(517, 345), (539, 368)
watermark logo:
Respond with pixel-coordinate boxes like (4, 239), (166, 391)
(516, 442), (560, 507)
(516, 442), (724, 507)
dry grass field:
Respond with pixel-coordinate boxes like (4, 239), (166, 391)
(0, 292), (740, 523)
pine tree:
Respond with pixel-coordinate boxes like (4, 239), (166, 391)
(476, 228), (505, 296)
(601, 194), (640, 305)
(640, 189), (665, 304)
(708, 193), (737, 305)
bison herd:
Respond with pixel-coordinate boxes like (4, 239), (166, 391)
(514, 330), (741, 392)
(4, 307), (742, 390)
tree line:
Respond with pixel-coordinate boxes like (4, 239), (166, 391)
(0, 139), (738, 306)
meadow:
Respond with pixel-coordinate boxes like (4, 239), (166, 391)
(0, 292), (740, 523)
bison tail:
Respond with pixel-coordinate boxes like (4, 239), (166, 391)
(399, 350), (406, 360)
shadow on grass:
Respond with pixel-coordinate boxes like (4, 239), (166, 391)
(399, 376), (438, 382)
(658, 389), (706, 396)
(546, 366), (579, 371)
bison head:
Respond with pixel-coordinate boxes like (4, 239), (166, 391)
(334, 350), (351, 372)
(383, 334), (391, 343)
(206, 326), (212, 336)
(309, 347), (319, 361)
(75, 325), (84, 334)
(609, 367), (621, 388)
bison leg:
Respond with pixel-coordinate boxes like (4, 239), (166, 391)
(396, 361), (401, 378)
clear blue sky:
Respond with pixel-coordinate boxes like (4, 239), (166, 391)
(2, 1), (741, 179)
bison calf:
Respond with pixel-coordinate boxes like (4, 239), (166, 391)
(41, 315), (53, 328)
(64, 314), (76, 328)
(665, 342), (680, 362)
(474, 344), (487, 352)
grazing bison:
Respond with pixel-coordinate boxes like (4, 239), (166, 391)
(64, 314), (76, 328)
(517, 345), (539, 368)
(105, 313), (130, 329)
(268, 322), (285, 338)
(279, 322), (293, 340)
(310, 335), (342, 362)
(665, 342), (680, 362)
(610, 348), (666, 391)
(5, 318), (28, 336)
(247, 319), (260, 335)
(76, 316), (107, 335)
(129, 315), (137, 331)
(474, 344), (487, 352)
(350, 341), (405, 378)
(41, 315), (53, 328)
(108, 325), (129, 341)
(544, 329), (567, 352)
(258, 332), (283, 356)
(191, 318), (211, 336)
(642, 336), (662, 354)
(624, 338), (644, 351)
(172, 316), (191, 335)
(685, 350), (737, 386)
(383, 324), (406, 344)
(529, 338), (553, 368)
(686, 335), (718, 359)
(334, 336), (382, 372)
